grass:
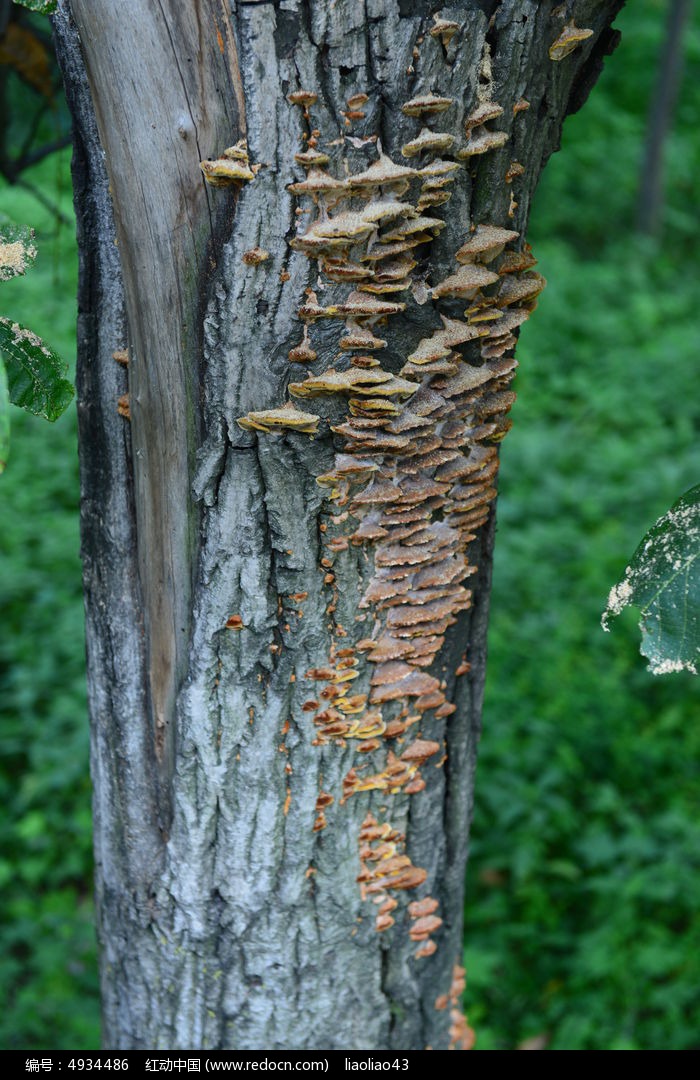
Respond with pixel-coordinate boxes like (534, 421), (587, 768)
(464, 0), (700, 1051)
(0, 0), (699, 1052)
(0, 149), (99, 1050)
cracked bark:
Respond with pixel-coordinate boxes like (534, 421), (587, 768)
(53, 0), (623, 1052)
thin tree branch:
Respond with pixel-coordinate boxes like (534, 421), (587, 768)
(14, 175), (72, 226)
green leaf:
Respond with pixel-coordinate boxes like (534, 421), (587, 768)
(0, 317), (73, 422)
(13, 1), (58, 14)
(0, 355), (9, 473)
(602, 485), (700, 675)
(0, 224), (37, 283)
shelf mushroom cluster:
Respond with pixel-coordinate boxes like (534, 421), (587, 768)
(435, 963), (476, 1051)
(357, 814), (443, 959)
(233, 75), (544, 964)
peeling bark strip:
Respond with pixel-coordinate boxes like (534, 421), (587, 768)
(55, 0), (622, 1052)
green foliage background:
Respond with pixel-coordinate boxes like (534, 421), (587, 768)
(0, 0), (698, 1051)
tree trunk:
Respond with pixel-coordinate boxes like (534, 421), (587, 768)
(53, 0), (623, 1052)
(636, 0), (690, 237)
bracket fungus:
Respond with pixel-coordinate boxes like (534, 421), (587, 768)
(432, 263), (500, 300)
(456, 225), (519, 264)
(200, 139), (256, 186)
(233, 79), (549, 962)
(457, 128), (509, 159)
(200, 158), (255, 186)
(347, 151), (417, 192)
(237, 401), (320, 435)
(465, 101), (504, 130)
(287, 169), (349, 201)
(242, 247), (270, 266)
(401, 127), (456, 158)
(294, 146), (331, 168)
(287, 89), (318, 110)
(401, 94), (454, 117)
(288, 325), (317, 364)
(429, 17), (460, 45)
(549, 22), (594, 61)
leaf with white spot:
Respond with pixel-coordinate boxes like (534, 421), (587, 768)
(602, 486), (700, 675)
(0, 224), (37, 282)
(13, 1), (57, 14)
(0, 317), (73, 422)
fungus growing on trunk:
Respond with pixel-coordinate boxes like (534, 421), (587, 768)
(429, 17), (460, 45)
(549, 22), (594, 61)
(401, 94), (454, 117)
(237, 401), (320, 435)
(401, 127), (456, 158)
(432, 263), (500, 300)
(456, 225), (519, 264)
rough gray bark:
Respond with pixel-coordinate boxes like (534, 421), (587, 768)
(54, 0), (622, 1052)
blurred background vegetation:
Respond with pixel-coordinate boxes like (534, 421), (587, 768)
(0, 0), (698, 1052)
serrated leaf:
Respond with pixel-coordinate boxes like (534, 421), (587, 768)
(0, 224), (37, 282)
(0, 316), (73, 422)
(602, 485), (700, 675)
(13, 1), (58, 14)
(0, 355), (9, 474)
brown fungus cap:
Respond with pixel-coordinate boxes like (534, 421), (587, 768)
(359, 281), (412, 296)
(549, 22), (594, 61)
(432, 263), (499, 299)
(457, 129), (509, 158)
(430, 17), (460, 43)
(381, 214), (446, 241)
(496, 270), (546, 307)
(416, 191), (452, 210)
(200, 158), (255, 186)
(349, 398), (402, 416)
(289, 367), (393, 398)
(287, 168), (349, 198)
(287, 90), (318, 106)
(419, 158), (461, 178)
(350, 479), (404, 506)
(410, 914), (443, 936)
(370, 660), (430, 687)
(401, 358), (459, 381)
(505, 160), (526, 183)
(339, 323), (387, 350)
(321, 258), (374, 283)
(334, 291), (406, 318)
(401, 94), (454, 117)
(242, 247), (270, 265)
(385, 866), (427, 891)
(421, 174), (456, 192)
(294, 147), (331, 168)
(485, 308), (530, 335)
(498, 245), (537, 274)
(222, 140), (249, 162)
(288, 342), (317, 364)
(402, 127), (455, 158)
(456, 224), (519, 264)
(348, 151), (417, 189)
(465, 100), (504, 130)
(237, 401), (319, 434)
(301, 210), (375, 242)
(400, 739), (441, 762)
(359, 199), (417, 225)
